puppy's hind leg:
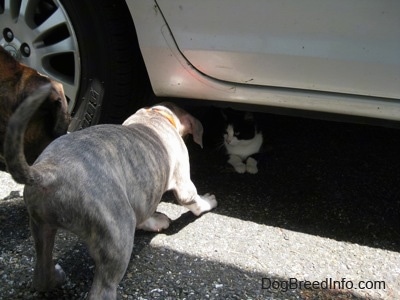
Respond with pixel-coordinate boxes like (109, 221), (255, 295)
(87, 217), (135, 300)
(30, 220), (66, 291)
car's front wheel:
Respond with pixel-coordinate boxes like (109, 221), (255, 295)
(0, 0), (151, 130)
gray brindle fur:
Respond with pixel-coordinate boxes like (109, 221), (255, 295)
(4, 85), (217, 299)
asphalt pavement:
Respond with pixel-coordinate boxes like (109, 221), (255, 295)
(1, 109), (399, 299)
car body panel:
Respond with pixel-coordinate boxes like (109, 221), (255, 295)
(126, 1), (400, 121)
(156, 0), (400, 99)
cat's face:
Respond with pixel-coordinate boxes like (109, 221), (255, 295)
(224, 124), (239, 145)
(223, 112), (257, 146)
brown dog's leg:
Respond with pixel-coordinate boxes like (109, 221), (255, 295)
(30, 220), (66, 291)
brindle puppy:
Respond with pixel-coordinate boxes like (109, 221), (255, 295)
(5, 85), (217, 299)
(0, 46), (70, 170)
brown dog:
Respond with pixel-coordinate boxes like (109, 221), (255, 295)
(0, 46), (70, 170)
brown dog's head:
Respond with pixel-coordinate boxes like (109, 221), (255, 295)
(0, 47), (71, 166)
(19, 75), (71, 164)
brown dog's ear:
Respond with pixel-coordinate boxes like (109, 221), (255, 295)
(180, 114), (204, 148)
(48, 80), (70, 137)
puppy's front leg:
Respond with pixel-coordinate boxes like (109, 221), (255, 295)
(173, 180), (217, 216)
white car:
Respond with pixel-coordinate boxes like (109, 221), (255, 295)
(1, 0), (399, 130)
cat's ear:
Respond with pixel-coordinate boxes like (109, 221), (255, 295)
(220, 108), (228, 121)
(221, 107), (238, 121)
(244, 112), (254, 121)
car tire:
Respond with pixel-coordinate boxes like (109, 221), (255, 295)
(60, 0), (153, 130)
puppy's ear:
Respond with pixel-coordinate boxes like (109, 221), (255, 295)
(180, 114), (204, 148)
(161, 102), (204, 148)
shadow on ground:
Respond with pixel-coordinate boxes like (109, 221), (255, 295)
(1, 104), (398, 299)
(186, 105), (400, 253)
(0, 205), (367, 300)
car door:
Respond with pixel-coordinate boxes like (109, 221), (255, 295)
(157, 0), (400, 100)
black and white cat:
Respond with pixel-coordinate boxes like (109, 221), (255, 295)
(222, 109), (263, 174)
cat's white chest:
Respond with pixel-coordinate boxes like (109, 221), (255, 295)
(225, 132), (263, 159)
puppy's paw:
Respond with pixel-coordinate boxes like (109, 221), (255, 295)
(202, 193), (218, 210)
(246, 157), (258, 174)
(187, 193), (218, 216)
(54, 264), (66, 285)
(33, 263), (66, 291)
(138, 212), (171, 232)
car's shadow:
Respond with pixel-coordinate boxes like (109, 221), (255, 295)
(1, 103), (397, 299)
(186, 105), (400, 253)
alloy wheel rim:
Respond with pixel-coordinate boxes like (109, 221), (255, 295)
(0, 0), (81, 111)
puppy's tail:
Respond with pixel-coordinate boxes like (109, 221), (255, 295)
(4, 84), (51, 184)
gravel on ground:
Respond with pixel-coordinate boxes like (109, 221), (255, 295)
(1, 112), (400, 299)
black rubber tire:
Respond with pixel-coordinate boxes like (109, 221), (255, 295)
(60, 0), (153, 130)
